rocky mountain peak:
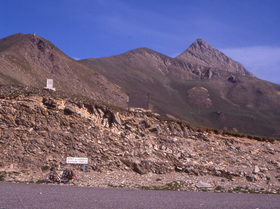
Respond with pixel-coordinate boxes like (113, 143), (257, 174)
(190, 38), (211, 50)
(176, 39), (256, 77)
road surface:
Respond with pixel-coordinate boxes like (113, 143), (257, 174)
(1, 182), (279, 208)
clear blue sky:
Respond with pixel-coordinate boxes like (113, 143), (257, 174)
(1, 0), (280, 84)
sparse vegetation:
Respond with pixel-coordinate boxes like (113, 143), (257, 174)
(36, 180), (45, 184)
(246, 176), (256, 183)
(41, 166), (49, 172)
(0, 174), (5, 181)
(215, 185), (225, 192)
(162, 181), (182, 190)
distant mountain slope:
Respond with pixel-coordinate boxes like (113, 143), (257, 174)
(0, 33), (127, 107)
(80, 41), (280, 137)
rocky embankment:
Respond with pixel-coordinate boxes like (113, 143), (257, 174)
(1, 86), (280, 194)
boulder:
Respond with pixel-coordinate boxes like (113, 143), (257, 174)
(195, 182), (213, 189)
(253, 165), (260, 174)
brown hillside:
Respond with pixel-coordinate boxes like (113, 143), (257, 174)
(1, 85), (280, 193)
(80, 42), (280, 138)
(0, 33), (127, 107)
(1, 33), (280, 137)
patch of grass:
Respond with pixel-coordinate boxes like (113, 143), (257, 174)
(108, 183), (131, 188)
(227, 176), (234, 181)
(215, 185), (225, 192)
(140, 186), (151, 190)
(134, 180), (186, 191)
(246, 176), (256, 183)
(108, 184), (117, 188)
(230, 186), (264, 194)
(0, 174), (5, 181)
(36, 180), (45, 184)
(162, 181), (183, 191)
(247, 189), (259, 194)
(41, 166), (49, 172)
(233, 187), (244, 193)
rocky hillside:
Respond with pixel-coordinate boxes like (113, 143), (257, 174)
(1, 33), (280, 137)
(1, 85), (280, 193)
(80, 43), (280, 138)
(0, 33), (127, 107)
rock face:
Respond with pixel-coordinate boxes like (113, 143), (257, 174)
(176, 39), (255, 77)
(0, 85), (280, 193)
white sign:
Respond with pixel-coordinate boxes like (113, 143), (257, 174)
(66, 157), (88, 164)
(44, 79), (56, 91)
(46, 79), (53, 89)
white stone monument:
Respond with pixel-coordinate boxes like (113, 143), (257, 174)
(44, 79), (56, 91)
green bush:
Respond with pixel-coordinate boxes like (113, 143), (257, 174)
(41, 166), (49, 172)
(36, 180), (45, 184)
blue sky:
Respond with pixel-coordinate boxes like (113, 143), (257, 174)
(1, 0), (280, 84)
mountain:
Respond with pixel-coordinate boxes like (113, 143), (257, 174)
(0, 33), (127, 107)
(1, 33), (280, 137)
(176, 39), (255, 77)
(80, 40), (280, 138)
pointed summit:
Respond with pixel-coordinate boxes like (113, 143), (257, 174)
(176, 39), (255, 77)
(190, 38), (212, 50)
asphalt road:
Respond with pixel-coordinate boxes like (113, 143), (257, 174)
(1, 182), (279, 209)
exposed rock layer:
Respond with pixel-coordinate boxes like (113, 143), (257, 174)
(1, 86), (280, 193)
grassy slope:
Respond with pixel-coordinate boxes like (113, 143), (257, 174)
(80, 54), (280, 138)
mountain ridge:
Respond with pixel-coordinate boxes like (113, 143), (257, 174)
(1, 34), (280, 194)
(80, 39), (280, 137)
(1, 33), (280, 137)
